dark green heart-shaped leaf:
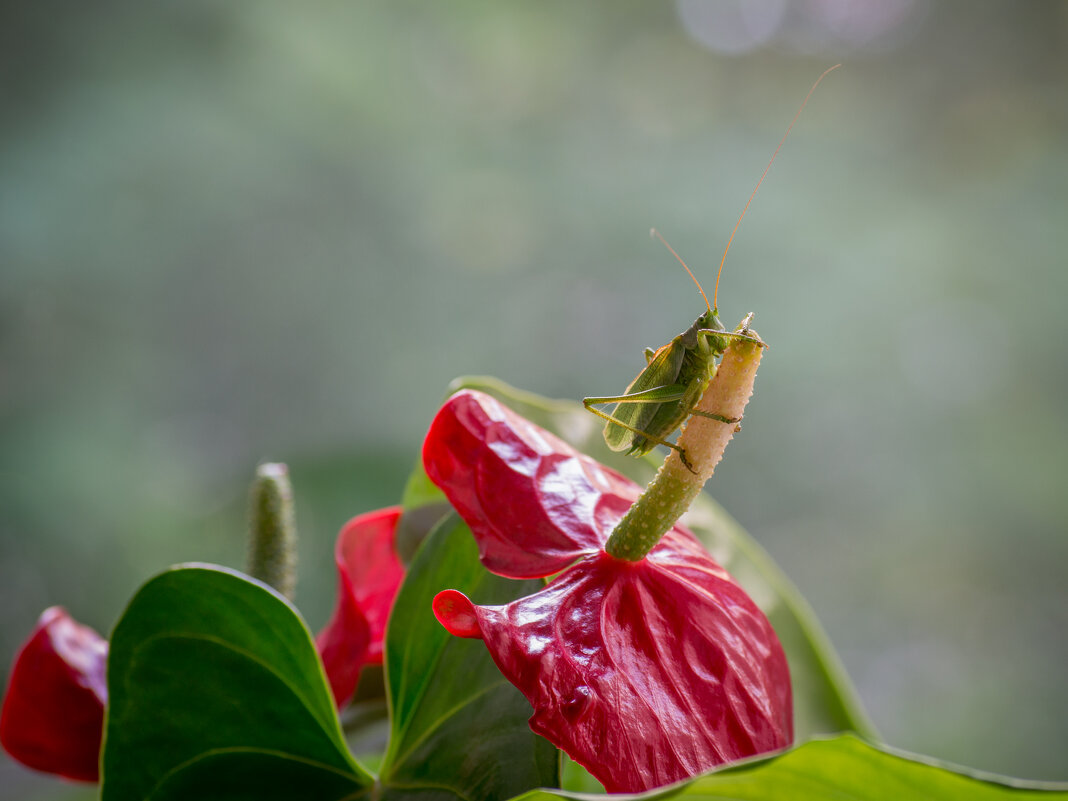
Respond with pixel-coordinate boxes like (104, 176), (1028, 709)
(378, 514), (559, 800)
(407, 376), (875, 744)
(103, 564), (372, 801)
(509, 734), (1068, 800)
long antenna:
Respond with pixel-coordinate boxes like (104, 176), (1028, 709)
(651, 227), (711, 313)
(713, 63), (841, 311)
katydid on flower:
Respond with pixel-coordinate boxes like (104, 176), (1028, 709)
(583, 64), (839, 471)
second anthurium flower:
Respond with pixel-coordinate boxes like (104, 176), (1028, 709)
(0, 607), (108, 782)
(423, 389), (792, 793)
(316, 506), (405, 707)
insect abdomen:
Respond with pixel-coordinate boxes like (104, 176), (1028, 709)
(628, 371), (711, 456)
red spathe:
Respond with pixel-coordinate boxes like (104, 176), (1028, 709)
(425, 390), (792, 793)
(0, 607), (107, 782)
(316, 505), (405, 707)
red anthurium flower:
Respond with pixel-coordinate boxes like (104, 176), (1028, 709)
(424, 390), (792, 793)
(1, 607), (108, 782)
(316, 505), (405, 707)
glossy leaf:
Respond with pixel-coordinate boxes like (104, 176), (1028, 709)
(103, 564), (372, 801)
(412, 376), (874, 741)
(426, 389), (791, 792)
(317, 506), (405, 707)
(508, 734), (1068, 800)
(0, 607), (107, 782)
(379, 514), (559, 800)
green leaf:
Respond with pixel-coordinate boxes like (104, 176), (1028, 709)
(509, 735), (1068, 800)
(415, 376), (876, 741)
(379, 514), (559, 800)
(103, 564), (372, 801)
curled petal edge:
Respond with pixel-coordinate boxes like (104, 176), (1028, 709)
(432, 590), (482, 639)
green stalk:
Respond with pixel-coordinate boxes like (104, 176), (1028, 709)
(247, 462), (297, 600)
(605, 330), (765, 560)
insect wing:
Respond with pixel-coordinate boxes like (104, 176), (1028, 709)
(603, 339), (686, 451)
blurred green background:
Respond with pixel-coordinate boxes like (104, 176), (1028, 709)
(2, 1), (1066, 797)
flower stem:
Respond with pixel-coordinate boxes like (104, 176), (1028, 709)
(604, 326), (765, 561)
(247, 462), (297, 600)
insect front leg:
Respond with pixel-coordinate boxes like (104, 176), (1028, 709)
(697, 328), (767, 349)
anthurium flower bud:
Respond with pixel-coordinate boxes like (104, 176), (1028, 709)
(424, 390), (792, 793)
(316, 505), (405, 707)
(0, 607), (107, 782)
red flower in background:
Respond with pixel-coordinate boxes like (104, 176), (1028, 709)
(2, 509), (406, 782)
(316, 505), (406, 707)
(0, 607), (108, 782)
(424, 390), (792, 793)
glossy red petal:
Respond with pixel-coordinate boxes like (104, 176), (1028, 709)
(0, 607), (107, 782)
(432, 590), (481, 638)
(316, 506), (405, 707)
(453, 531), (792, 793)
(423, 390), (639, 578)
(423, 390), (792, 792)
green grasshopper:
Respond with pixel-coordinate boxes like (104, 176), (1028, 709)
(582, 231), (762, 472)
(584, 65), (838, 471)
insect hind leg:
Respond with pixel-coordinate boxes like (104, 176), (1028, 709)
(582, 398), (695, 468)
(582, 398), (707, 474)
